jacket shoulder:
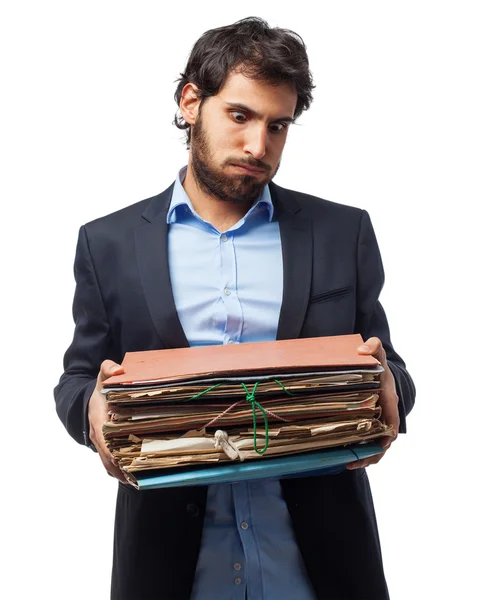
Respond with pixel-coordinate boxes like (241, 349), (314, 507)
(83, 183), (174, 236)
(272, 182), (364, 219)
(84, 198), (149, 231)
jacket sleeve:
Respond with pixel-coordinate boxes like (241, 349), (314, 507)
(355, 210), (416, 433)
(54, 225), (112, 448)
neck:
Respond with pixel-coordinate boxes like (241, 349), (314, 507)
(182, 161), (257, 232)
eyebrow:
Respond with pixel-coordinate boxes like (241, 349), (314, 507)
(223, 101), (294, 124)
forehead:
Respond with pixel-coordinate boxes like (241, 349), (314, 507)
(215, 71), (297, 118)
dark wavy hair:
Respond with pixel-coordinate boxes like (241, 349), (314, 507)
(173, 17), (315, 147)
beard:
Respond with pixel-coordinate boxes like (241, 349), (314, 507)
(190, 114), (280, 204)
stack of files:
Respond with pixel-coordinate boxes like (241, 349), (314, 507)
(102, 334), (394, 489)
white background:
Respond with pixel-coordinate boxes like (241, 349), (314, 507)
(1, 1), (478, 598)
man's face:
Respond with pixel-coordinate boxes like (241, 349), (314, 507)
(189, 71), (297, 204)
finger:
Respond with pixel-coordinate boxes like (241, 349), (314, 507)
(380, 422), (399, 449)
(108, 462), (128, 483)
(380, 437), (394, 451)
(94, 439), (128, 483)
(381, 403), (400, 436)
(346, 452), (385, 469)
(357, 337), (382, 358)
(97, 360), (125, 386)
(90, 423), (117, 465)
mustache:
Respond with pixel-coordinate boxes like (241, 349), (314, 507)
(225, 158), (271, 172)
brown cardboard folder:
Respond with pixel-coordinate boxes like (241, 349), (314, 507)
(103, 334), (380, 387)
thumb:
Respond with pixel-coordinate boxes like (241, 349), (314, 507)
(97, 359), (124, 386)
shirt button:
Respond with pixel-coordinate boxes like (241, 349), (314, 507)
(240, 521), (248, 530)
(224, 288), (231, 296)
(227, 339), (235, 344)
(234, 563), (242, 571)
(234, 578), (242, 585)
(221, 234), (228, 242)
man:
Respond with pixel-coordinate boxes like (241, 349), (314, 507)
(55, 17), (415, 600)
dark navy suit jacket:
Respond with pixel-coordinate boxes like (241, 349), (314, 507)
(55, 181), (415, 600)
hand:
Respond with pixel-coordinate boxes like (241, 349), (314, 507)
(88, 359), (128, 483)
(346, 336), (399, 470)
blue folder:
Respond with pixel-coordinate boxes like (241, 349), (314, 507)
(133, 443), (382, 490)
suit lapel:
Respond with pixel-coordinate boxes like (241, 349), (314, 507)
(135, 184), (190, 349)
(271, 183), (313, 340)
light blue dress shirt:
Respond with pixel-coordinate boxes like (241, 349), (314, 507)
(167, 167), (317, 600)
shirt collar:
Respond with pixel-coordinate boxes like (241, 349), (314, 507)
(166, 165), (274, 225)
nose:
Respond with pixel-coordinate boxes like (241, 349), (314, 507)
(243, 124), (267, 160)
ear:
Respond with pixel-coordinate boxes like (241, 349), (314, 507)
(179, 83), (202, 126)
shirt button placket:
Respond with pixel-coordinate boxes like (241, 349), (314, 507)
(222, 229), (240, 346)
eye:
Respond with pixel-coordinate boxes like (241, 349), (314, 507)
(269, 122), (288, 133)
(230, 111), (247, 123)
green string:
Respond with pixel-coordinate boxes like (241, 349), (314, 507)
(273, 379), (296, 396)
(186, 378), (297, 455)
(240, 382), (269, 454)
(188, 383), (222, 400)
